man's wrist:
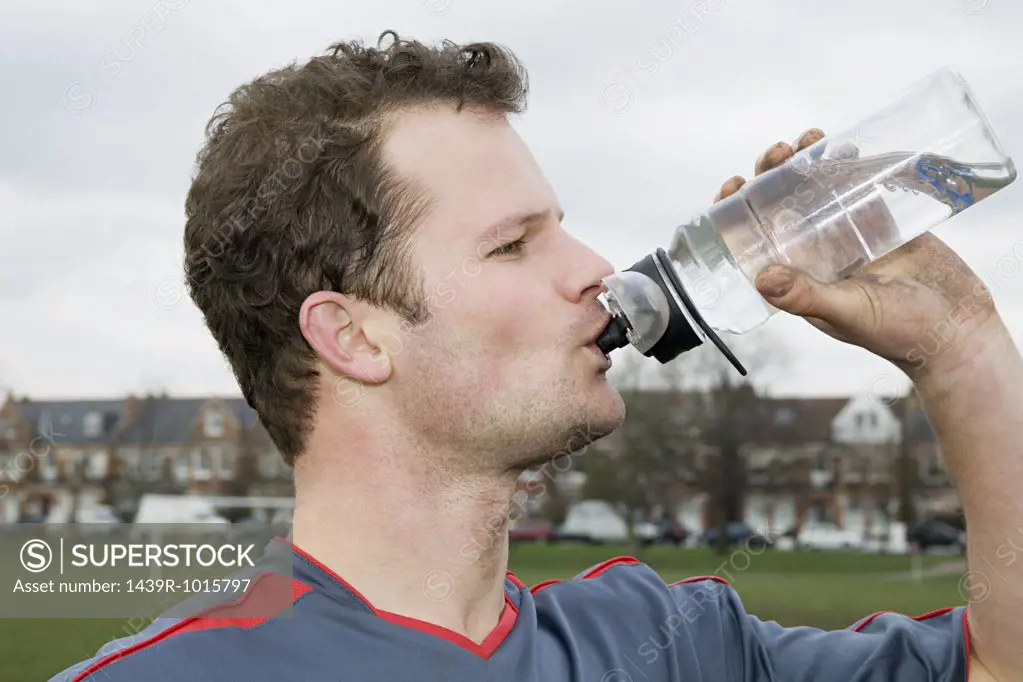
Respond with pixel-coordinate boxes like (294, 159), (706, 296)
(910, 316), (1020, 402)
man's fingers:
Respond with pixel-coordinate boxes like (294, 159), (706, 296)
(755, 142), (795, 175)
(755, 263), (869, 325)
(714, 128), (826, 201)
(794, 128), (825, 152)
(714, 175), (746, 202)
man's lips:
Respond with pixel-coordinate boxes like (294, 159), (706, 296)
(586, 313), (613, 347)
(587, 342), (612, 371)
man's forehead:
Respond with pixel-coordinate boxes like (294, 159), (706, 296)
(381, 104), (558, 242)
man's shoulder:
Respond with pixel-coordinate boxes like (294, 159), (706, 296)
(524, 555), (736, 627)
(527, 555), (731, 597)
(47, 573), (321, 682)
(517, 555), (750, 680)
(520, 555), (970, 681)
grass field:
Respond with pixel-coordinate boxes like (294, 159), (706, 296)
(3, 545), (965, 681)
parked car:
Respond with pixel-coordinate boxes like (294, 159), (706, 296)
(634, 520), (690, 546)
(907, 519), (966, 553)
(508, 517), (556, 543)
(699, 522), (773, 549)
(797, 523), (864, 551)
(556, 500), (629, 544)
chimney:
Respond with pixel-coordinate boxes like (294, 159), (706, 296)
(122, 394), (143, 425)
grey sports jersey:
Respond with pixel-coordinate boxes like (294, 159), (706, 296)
(50, 542), (969, 681)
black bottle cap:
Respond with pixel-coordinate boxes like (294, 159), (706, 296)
(594, 249), (747, 375)
(595, 315), (630, 354)
(650, 248), (746, 375)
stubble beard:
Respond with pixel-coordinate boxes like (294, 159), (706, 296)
(496, 400), (621, 475)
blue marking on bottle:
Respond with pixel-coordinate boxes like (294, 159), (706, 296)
(914, 157), (974, 211)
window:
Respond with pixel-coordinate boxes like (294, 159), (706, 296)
(918, 452), (947, 484)
(83, 412), (103, 438)
(174, 452), (190, 483)
(143, 453), (164, 481)
(259, 451), (278, 479)
(86, 451), (108, 480)
(217, 449), (235, 479)
(119, 449), (140, 478)
(203, 410), (224, 438)
(813, 453), (828, 472)
(807, 502), (836, 524)
(193, 448), (213, 480)
(39, 454), (58, 482)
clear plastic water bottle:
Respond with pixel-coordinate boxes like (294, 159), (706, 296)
(595, 67), (1016, 375)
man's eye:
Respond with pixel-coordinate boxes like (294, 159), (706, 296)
(491, 239), (526, 257)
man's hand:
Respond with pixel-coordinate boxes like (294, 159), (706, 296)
(714, 128), (1008, 388)
(718, 129), (1023, 681)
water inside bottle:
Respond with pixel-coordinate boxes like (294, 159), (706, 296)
(751, 151), (1016, 281)
(670, 151), (1016, 336)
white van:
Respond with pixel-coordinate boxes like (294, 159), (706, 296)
(557, 500), (629, 543)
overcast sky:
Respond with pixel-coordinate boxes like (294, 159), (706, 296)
(3, 0), (1022, 403)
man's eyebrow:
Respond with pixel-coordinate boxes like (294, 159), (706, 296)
(479, 208), (565, 242)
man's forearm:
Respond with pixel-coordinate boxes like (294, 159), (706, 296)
(914, 319), (1023, 679)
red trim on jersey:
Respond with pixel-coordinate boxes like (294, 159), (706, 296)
(176, 575), (314, 634)
(530, 555), (642, 594)
(668, 575), (731, 588)
(852, 605), (955, 632)
(69, 572), (311, 682)
(287, 540), (379, 608)
(853, 605), (970, 678)
(581, 556), (641, 577)
(285, 539), (517, 660)
(530, 578), (562, 595)
(962, 608), (972, 682)
(379, 594), (518, 660)
(506, 572), (526, 589)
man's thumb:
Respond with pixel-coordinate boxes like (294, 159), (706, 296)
(754, 264), (855, 320)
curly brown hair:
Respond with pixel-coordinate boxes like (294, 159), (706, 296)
(183, 31), (529, 466)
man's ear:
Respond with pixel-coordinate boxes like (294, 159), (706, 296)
(299, 291), (394, 385)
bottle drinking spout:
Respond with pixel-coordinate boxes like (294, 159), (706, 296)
(596, 67), (1016, 373)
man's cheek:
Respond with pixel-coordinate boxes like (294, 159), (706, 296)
(436, 280), (457, 306)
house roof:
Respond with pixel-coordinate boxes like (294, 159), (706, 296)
(17, 399), (125, 444)
(748, 397), (850, 445)
(115, 397), (258, 445)
(611, 388), (934, 446)
(3, 386), (932, 451)
(6, 395), (260, 446)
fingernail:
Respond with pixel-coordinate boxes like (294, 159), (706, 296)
(759, 269), (794, 299)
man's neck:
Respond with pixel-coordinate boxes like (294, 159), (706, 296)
(290, 428), (519, 644)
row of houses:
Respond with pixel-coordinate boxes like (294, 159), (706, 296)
(560, 385), (956, 536)
(0, 393), (291, 523)
(0, 387), (957, 532)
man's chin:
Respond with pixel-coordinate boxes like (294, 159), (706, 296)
(504, 408), (620, 473)
(553, 401), (623, 459)
(593, 383), (627, 432)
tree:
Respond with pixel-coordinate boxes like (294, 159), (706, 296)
(584, 324), (792, 556)
(669, 329), (792, 555)
(536, 480), (570, 526)
(584, 348), (702, 553)
(894, 390), (919, 528)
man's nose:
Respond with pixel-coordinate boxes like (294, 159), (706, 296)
(558, 233), (616, 303)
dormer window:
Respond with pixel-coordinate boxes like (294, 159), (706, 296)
(83, 412), (103, 438)
(203, 410), (224, 437)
